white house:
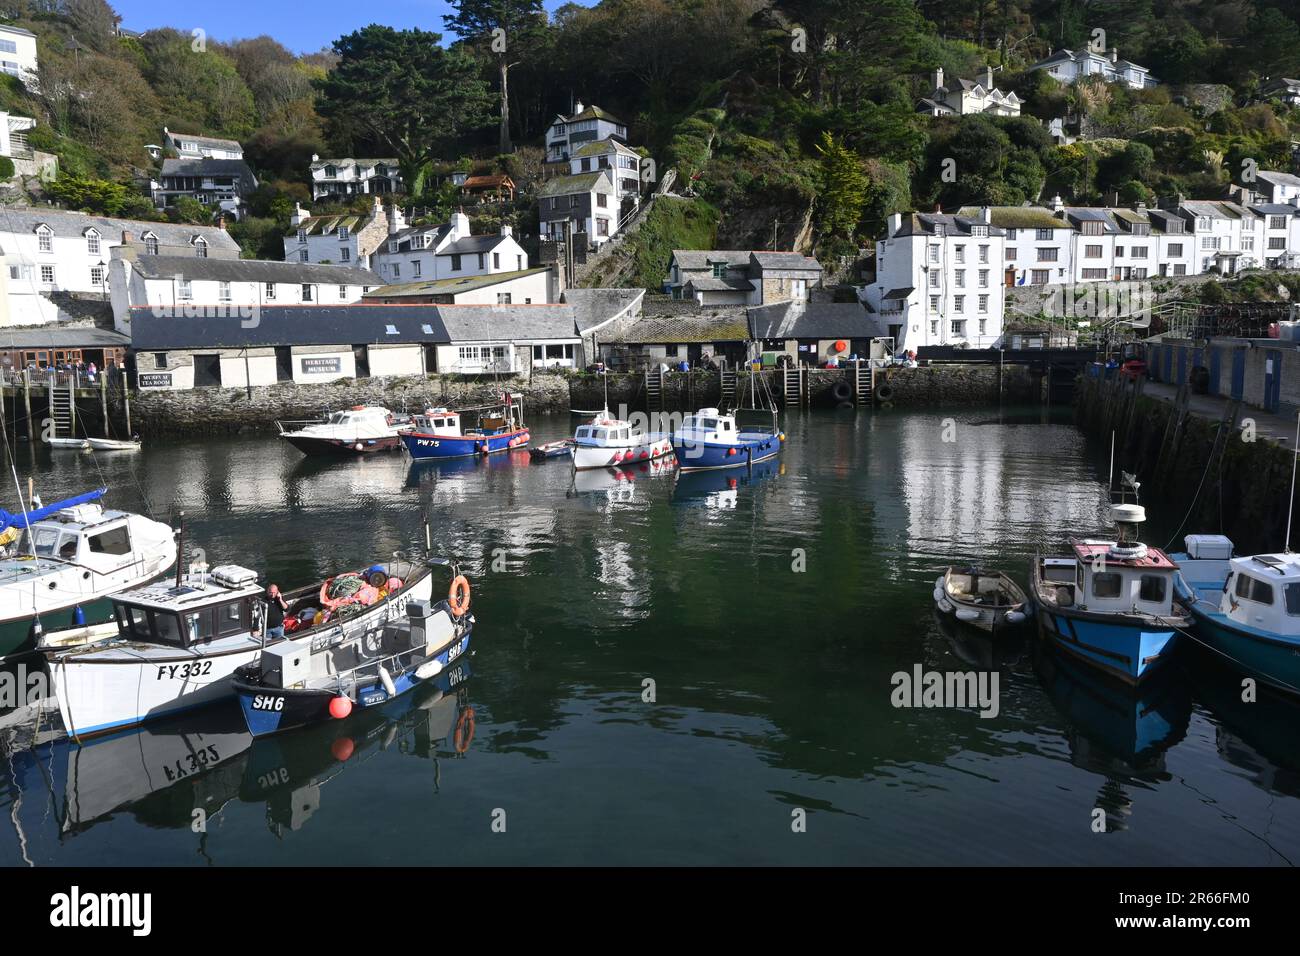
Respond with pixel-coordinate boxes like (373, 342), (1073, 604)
(0, 25), (38, 86)
(537, 169), (620, 246)
(362, 267), (554, 306)
(0, 111), (34, 159)
(0, 209), (238, 326)
(1030, 48), (1157, 89)
(1174, 200), (1261, 275)
(958, 205), (1075, 287)
(108, 255), (381, 334)
(370, 211), (530, 284)
(285, 198), (390, 269)
(665, 251), (822, 306)
(161, 128), (244, 160)
(569, 138), (642, 200)
(918, 66), (1021, 117)
(308, 155), (402, 201)
(544, 102), (628, 168)
(1252, 170), (1300, 206)
(152, 157), (258, 218)
(860, 211), (1007, 351)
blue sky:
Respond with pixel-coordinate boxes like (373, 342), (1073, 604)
(113, 0), (581, 54)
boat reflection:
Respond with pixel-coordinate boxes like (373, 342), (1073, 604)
(672, 457), (782, 508)
(2, 666), (474, 847)
(932, 607), (1028, 671)
(567, 458), (674, 500)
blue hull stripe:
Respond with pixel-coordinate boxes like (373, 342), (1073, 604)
(403, 431), (528, 460)
(1038, 608), (1178, 683)
(672, 437), (782, 471)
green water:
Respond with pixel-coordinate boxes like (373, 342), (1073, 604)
(2, 406), (1299, 865)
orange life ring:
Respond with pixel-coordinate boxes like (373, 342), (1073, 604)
(454, 707), (476, 753)
(448, 574), (471, 616)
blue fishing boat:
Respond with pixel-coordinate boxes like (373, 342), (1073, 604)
(232, 559), (473, 738)
(401, 393), (529, 461)
(1173, 537), (1300, 696)
(1029, 498), (1189, 684)
(671, 408), (784, 471)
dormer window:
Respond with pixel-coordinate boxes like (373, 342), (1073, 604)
(143, 232), (159, 255)
(971, 225), (988, 237)
(933, 224), (946, 237)
(298, 229), (308, 243)
(338, 226), (349, 240)
(85, 229), (100, 256)
(194, 236), (208, 258)
(36, 224), (52, 253)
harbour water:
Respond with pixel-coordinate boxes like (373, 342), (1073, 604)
(2, 405), (1299, 865)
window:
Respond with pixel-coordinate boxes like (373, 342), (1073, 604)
(178, 279), (192, 300)
(929, 245), (940, 263)
(971, 225), (988, 238)
(90, 266), (104, 286)
(955, 245), (965, 263)
(1173, 264), (1187, 276)
(1168, 243), (1183, 256)
(1031, 269), (1050, 285)
(1036, 228), (1052, 241)
(1116, 246), (1124, 257)
(1270, 237), (1287, 250)
(298, 229), (308, 244)
(1081, 268), (1107, 279)
(1081, 221), (1104, 236)
(391, 263), (400, 278)
(954, 295), (965, 312)
(493, 253), (501, 269)
(1133, 268), (1148, 279)
(497, 292), (512, 304)
(1131, 246), (1148, 259)
(1006, 247), (1017, 260)
(0, 39), (16, 54)
(265, 282), (275, 300)
(1085, 244), (1103, 258)
(979, 245), (989, 263)
(1139, 575), (1167, 603)
(36, 225), (52, 253)
(301, 284), (313, 302)
(339, 285), (348, 300)
(1093, 572), (1122, 598)
(929, 295), (940, 311)
(951, 319), (966, 335)
(298, 249), (309, 262)
(1037, 247), (1058, 262)
(1004, 229), (1017, 240)
(338, 226), (350, 240)
(218, 281), (231, 302)
(216, 601), (247, 636)
(413, 261), (422, 277)
(1271, 216), (1287, 230)
(596, 194), (608, 208)
(1285, 583), (1300, 616)
(194, 238), (208, 258)
(340, 248), (350, 262)
(978, 294), (989, 313)
(85, 230), (100, 255)
(451, 254), (462, 271)
(39, 264), (54, 284)
(929, 320), (939, 335)
(151, 612), (184, 646)
(929, 271), (940, 288)
(144, 233), (159, 255)
(1196, 216), (1211, 231)
(1201, 236), (1220, 250)
(978, 269), (989, 288)
(517, 255), (524, 271)
(87, 526), (131, 556)
(154, 353), (167, 369)
(477, 253), (485, 270)
(955, 270), (965, 288)
(1235, 574), (1275, 605)
(1243, 236), (1255, 251)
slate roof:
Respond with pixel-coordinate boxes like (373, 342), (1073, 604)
(566, 105), (625, 125)
(0, 207), (239, 251)
(0, 327), (130, 349)
(573, 138), (639, 158)
(129, 304), (580, 350)
(160, 158), (255, 179)
(362, 268), (548, 298)
(894, 213), (1006, 237)
(598, 309), (750, 345)
(131, 256), (381, 286)
(564, 288), (645, 334)
(1258, 171), (1300, 188)
(685, 276), (753, 292)
(168, 131), (242, 152)
(311, 158), (398, 172)
(439, 235), (515, 256)
(749, 251), (821, 272)
(1177, 200), (1255, 220)
(671, 250), (752, 271)
(537, 170), (613, 197)
(748, 302), (886, 339)
(1250, 203), (1300, 216)
(956, 206), (1070, 230)
(286, 212), (374, 239)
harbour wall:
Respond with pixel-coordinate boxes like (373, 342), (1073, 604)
(1074, 374), (1299, 555)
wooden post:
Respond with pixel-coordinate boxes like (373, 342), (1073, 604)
(123, 383), (132, 437)
(68, 381), (76, 436)
(100, 373), (108, 435)
(22, 368), (31, 441)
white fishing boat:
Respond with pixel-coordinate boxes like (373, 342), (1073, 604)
(0, 488), (176, 656)
(86, 437), (141, 452)
(48, 557), (437, 740)
(934, 566), (1029, 632)
(572, 411), (674, 470)
(46, 437), (90, 450)
(278, 406), (413, 456)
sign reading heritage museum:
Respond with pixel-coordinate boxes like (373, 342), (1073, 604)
(300, 357), (342, 374)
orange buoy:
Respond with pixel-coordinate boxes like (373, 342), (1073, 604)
(329, 695), (352, 719)
(448, 574), (471, 616)
(833, 340), (848, 352)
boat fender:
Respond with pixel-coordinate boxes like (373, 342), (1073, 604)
(448, 575), (472, 616)
(832, 381), (852, 402)
(329, 696), (352, 720)
(1005, 610), (1026, 625)
(415, 659), (443, 681)
(876, 384), (895, 402)
(955, 608), (981, 623)
(378, 665), (397, 697)
(935, 576), (944, 590)
(937, 597), (953, 613)
(454, 707), (476, 754)
(933, 587), (944, 602)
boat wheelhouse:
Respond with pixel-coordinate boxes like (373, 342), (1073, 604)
(670, 407), (783, 472)
(1030, 503), (1188, 683)
(0, 489), (176, 656)
(1174, 537), (1300, 695)
(401, 394), (530, 461)
(572, 413), (673, 471)
(278, 406), (412, 456)
(47, 558), (435, 739)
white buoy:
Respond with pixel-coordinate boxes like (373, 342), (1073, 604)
(955, 608), (981, 623)
(415, 659), (443, 681)
(1005, 610), (1025, 624)
(378, 665), (397, 697)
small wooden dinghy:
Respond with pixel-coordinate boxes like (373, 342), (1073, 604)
(87, 437), (141, 452)
(529, 439), (574, 461)
(46, 437), (90, 450)
(934, 567), (1029, 632)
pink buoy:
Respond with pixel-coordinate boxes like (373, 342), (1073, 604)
(329, 696), (353, 720)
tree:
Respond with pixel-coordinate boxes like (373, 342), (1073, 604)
(815, 132), (867, 248)
(316, 26), (493, 191)
(443, 0), (547, 154)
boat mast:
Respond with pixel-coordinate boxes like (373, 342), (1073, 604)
(1288, 411), (1300, 552)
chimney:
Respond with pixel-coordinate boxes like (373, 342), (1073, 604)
(500, 224), (513, 237)
(121, 230), (132, 245)
(887, 213), (901, 238)
(980, 206), (991, 224)
(450, 211), (470, 239)
(311, 153), (319, 162)
(933, 66), (943, 90)
(386, 201), (406, 236)
(573, 100), (584, 115)
(217, 215), (226, 231)
(290, 202), (310, 227)
(1110, 48), (1118, 64)
(1051, 194), (1065, 213)
(984, 66), (994, 89)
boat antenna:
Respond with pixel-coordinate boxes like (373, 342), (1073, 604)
(1287, 410), (1300, 553)
(1107, 430), (1115, 498)
(175, 511), (185, 587)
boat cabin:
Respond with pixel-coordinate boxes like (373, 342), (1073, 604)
(110, 566), (265, 649)
(678, 408), (739, 444)
(1048, 541), (1180, 616)
(1218, 554), (1300, 634)
(19, 505), (166, 574)
(322, 407), (394, 428)
(413, 408), (464, 436)
(575, 420), (633, 446)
